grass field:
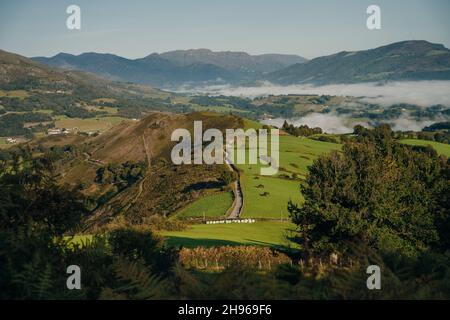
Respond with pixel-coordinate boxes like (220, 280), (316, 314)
(399, 139), (450, 157)
(234, 134), (341, 218)
(0, 89), (29, 99)
(162, 221), (297, 249)
(67, 221), (298, 250)
(85, 105), (119, 114)
(33, 109), (54, 114)
(243, 118), (264, 130)
(236, 135), (341, 177)
(189, 104), (249, 114)
(91, 98), (117, 104)
(240, 175), (302, 219)
(175, 192), (234, 218)
(54, 116), (128, 132)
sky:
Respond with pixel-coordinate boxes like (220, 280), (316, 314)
(1, 0), (449, 59)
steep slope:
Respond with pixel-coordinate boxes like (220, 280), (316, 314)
(37, 111), (244, 231)
(268, 40), (450, 85)
(33, 52), (144, 82)
(0, 49), (169, 97)
(0, 49), (83, 90)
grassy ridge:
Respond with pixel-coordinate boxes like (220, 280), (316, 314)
(399, 139), (450, 157)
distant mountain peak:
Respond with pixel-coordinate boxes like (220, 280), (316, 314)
(53, 52), (75, 58)
(268, 40), (450, 85)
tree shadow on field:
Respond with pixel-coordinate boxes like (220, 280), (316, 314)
(183, 181), (223, 192)
(164, 236), (244, 248)
(164, 236), (297, 251)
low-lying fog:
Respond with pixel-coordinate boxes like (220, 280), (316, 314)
(182, 81), (450, 107)
(261, 113), (442, 134)
(179, 81), (450, 133)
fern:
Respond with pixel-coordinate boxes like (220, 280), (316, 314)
(100, 257), (170, 300)
(11, 254), (54, 299)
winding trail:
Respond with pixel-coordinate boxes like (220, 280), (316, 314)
(121, 131), (152, 211)
(142, 134), (152, 167)
(225, 151), (243, 219)
(83, 131), (155, 231)
(82, 152), (105, 166)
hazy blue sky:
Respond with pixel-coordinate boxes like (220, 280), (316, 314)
(1, 0), (449, 59)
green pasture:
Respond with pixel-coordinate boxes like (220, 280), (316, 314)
(175, 192), (234, 218)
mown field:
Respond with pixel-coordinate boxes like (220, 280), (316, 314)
(235, 134), (341, 218)
(400, 139), (450, 157)
(189, 104), (250, 114)
(67, 221), (298, 250)
(54, 115), (129, 132)
(162, 221), (297, 249)
(175, 192), (234, 218)
(0, 89), (29, 99)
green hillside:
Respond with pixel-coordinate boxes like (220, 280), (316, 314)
(175, 192), (234, 218)
(162, 221), (297, 248)
(269, 40), (450, 85)
(399, 139), (450, 157)
(236, 135), (341, 218)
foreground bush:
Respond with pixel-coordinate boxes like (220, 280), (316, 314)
(179, 246), (291, 271)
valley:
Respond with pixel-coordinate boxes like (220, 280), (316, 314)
(1, 41), (450, 300)
(1, 48), (450, 249)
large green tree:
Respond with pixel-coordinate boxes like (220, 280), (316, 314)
(289, 125), (450, 258)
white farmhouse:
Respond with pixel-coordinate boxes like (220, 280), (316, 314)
(47, 128), (62, 135)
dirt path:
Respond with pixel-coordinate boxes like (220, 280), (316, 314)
(82, 152), (105, 166)
(122, 132), (152, 211)
(142, 134), (152, 167)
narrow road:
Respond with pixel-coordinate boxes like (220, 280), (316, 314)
(225, 151), (243, 219)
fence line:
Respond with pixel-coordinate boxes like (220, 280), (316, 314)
(205, 218), (256, 225)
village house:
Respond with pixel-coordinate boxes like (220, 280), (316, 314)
(47, 128), (62, 135)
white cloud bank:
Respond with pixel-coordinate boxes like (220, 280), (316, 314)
(177, 81), (450, 133)
(262, 114), (359, 134)
(262, 113), (446, 134)
(182, 81), (450, 107)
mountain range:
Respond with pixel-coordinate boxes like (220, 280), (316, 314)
(21, 40), (450, 89)
(33, 49), (307, 88)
